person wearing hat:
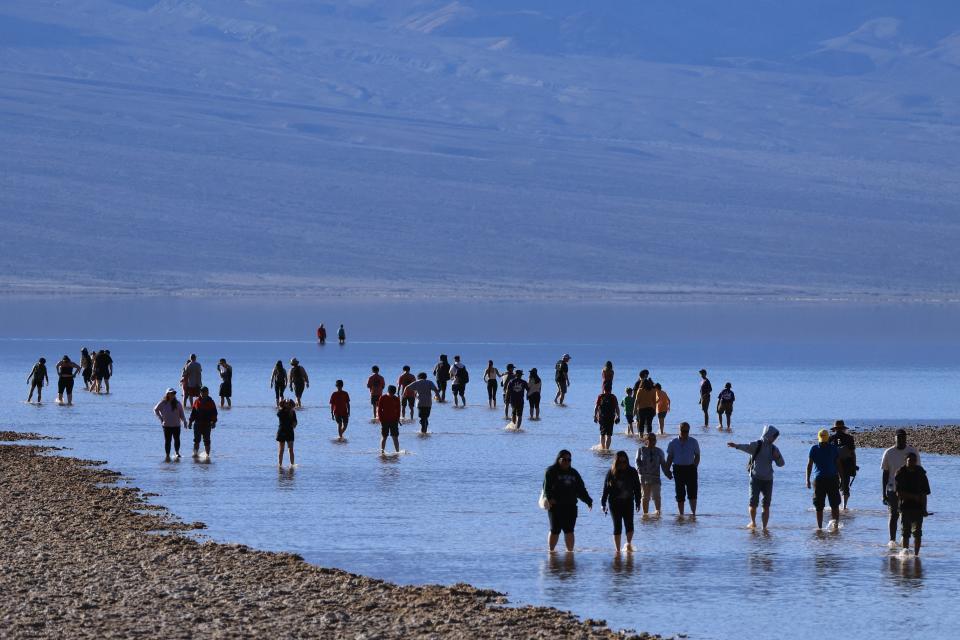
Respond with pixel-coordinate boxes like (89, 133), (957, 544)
(288, 358), (310, 408)
(829, 420), (858, 510)
(881, 429), (921, 548)
(894, 451), (931, 556)
(26, 357), (49, 404)
(154, 388), (187, 460)
(188, 386), (219, 458)
(806, 429), (841, 530)
(554, 354), (571, 406)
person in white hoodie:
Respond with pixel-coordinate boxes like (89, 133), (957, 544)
(154, 388), (187, 460)
(727, 425), (785, 531)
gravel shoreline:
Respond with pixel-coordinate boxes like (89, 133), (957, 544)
(855, 425), (960, 456)
(0, 433), (658, 639)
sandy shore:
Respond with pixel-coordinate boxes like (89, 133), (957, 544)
(855, 425), (960, 456)
(0, 433), (658, 639)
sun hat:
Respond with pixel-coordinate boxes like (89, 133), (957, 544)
(165, 388), (177, 395)
(830, 420), (847, 432)
(562, 353), (571, 360)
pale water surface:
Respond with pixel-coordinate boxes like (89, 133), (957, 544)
(3, 340), (958, 639)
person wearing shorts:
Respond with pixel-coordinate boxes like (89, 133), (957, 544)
(377, 385), (402, 454)
(895, 452), (930, 556)
(55, 355), (80, 405)
(636, 432), (669, 516)
(881, 429), (920, 546)
(397, 366), (416, 421)
(367, 365), (385, 419)
(728, 425), (784, 530)
(665, 422), (700, 516)
(276, 399), (297, 466)
(594, 390), (620, 450)
(506, 370), (529, 428)
(181, 354), (202, 406)
(288, 358), (310, 408)
(433, 355), (450, 403)
(654, 383), (670, 435)
(329, 379), (351, 440)
(542, 449), (593, 552)
(633, 377), (656, 435)
(600, 451), (642, 553)
(500, 364), (515, 419)
(26, 358), (49, 404)
(807, 429), (841, 530)
(217, 358), (233, 408)
(716, 382), (735, 430)
(270, 360), (287, 406)
(406, 373), (439, 434)
(450, 355), (468, 407)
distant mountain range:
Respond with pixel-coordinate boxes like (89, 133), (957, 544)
(1, 1), (958, 302)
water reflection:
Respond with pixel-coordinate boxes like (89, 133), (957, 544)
(543, 552), (577, 580)
(277, 466), (296, 489)
(611, 552), (635, 576)
(885, 556), (925, 587)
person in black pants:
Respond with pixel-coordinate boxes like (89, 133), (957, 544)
(601, 451), (642, 554)
(542, 449), (593, 552)
(665, 422), (701, 516)
(153, 388), (186, 460)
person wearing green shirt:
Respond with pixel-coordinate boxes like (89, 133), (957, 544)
(621, 387), (636, 435)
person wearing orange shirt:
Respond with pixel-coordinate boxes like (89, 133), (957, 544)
(655, 383), (671, 435)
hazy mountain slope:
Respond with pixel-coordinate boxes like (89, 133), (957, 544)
(1, 1), (958, 301)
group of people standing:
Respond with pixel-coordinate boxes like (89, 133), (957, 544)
(25, 348), (113, 405)
(543, 422), (932, 556)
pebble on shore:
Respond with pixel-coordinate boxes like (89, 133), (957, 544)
(855, 425), (960, 456)
(0, 434), (659, 640)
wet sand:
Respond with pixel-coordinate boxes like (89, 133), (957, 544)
(856, 425), (960, 456)
(0, 433), (658, 639)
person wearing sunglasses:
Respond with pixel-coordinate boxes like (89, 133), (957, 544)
(542, 450), (593, 552)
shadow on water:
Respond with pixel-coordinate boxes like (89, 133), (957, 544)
(885, 556), (925, 588)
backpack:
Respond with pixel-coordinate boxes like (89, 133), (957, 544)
(598, 395), (617, 421)
(455, 365), (469, 384)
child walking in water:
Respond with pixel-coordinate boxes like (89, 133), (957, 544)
(277, 398), (297, 466)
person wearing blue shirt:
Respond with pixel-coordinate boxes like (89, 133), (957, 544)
(806, 429), (841, 530)
(665, 422), (700, 516)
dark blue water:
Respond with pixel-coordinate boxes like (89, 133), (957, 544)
(3, 339), (958, 639)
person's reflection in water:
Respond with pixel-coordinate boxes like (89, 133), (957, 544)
(545, 551), (577, 580)
(611, 552), (634, 576)
(277, 465), (295, 490)
(886, 556), (924, 586)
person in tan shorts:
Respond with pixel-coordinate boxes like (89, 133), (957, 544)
(636, 432), (670, 516)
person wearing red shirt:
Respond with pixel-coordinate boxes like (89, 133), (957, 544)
(397, 365), (416, 421)
(367, 365), (386, 419)
(377, 385), (402, 454)
(329, 379), (351, 440)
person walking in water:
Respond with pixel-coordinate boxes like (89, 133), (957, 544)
(506, 369), (529, 428)
(329, 379), (351, 440)
(665, 422), (700, 516)
(717, 382), (735, 430)
(26, 357), (49, 404)
(397, 366), (416, 421)
(55, 355), (80, 405)
(542, 450), (593, 553)
(366, 365), (385, 419)
(288, 358), (310, 408)
(554, 354), (571, 405)
(449, 355), (468, 407)
(806, 429), (841, 530)
(601, 450), (642, 554)
(654, 383), (670, 435)
(276, 398), (297, 466)
(317, 324), (327, 345)
(217, 358), (232, 408)
(601, 361), (614, 393)
(79, 348), (93, 391)
(93, 349), (113, 394)
(636, 433), (670, 516)
(154, 388), (186, 460)
(728, 425), (785, 531)
(881, 429), (921, 548)
(829, 420), (857, 510)
(337, 324), (346, 345)
(377, 385), (402, 454)
(270, 360), (288, 407)
(433, 355), (451, 403)
(698, 369), (712, 427)
(483, 360), (501, 409)
(407, 372), (439, 434)
(527, 368), (543, 421)
(181, 354), (202, 408)
(500, 364), (515, 419)
(895, 452), (930, 556)
(188, 386), (218, 458)
(621, 387), (635, 435)
(633, 376), (656, 435)
(594, 388), (620, 450)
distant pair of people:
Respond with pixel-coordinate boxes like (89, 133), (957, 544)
(270, 359), (310, 407)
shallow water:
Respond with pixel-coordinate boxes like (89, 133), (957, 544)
(3, 339), (958, 639)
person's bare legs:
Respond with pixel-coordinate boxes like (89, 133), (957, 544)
(66, 389), (73, 405)
(725, 413), (732, 430)
(761, 506), (770, 530)
(677, 500), (685, 515)
(830, 506), (840, 527)
(658, 414), (665, 434)
(625, 529), (634, 550)
(278, 442), (285, 466)
(717, 411), (724, 430)
(642, 493), (650, 515)
(391, 434), (400, 453)
(654, 495), (662, 516)
(748, 506), (758, 528)
(287, 443), (295, 465)
(564, 532), (575, 552)
(613, 533), (622, 553)
(690, 499), (697, 516)
(816, 508), (824, 528)
(548, 532), (559, 552)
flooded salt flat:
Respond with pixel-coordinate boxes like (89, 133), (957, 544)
(3, 339), (958, 639)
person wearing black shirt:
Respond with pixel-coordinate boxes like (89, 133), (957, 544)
(433, 354), (451, 403)
(829, 420), (858, 510)
(601, 451), (642, 554)
(895, 452), (931, 556)
(542, 450), (593, 552)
